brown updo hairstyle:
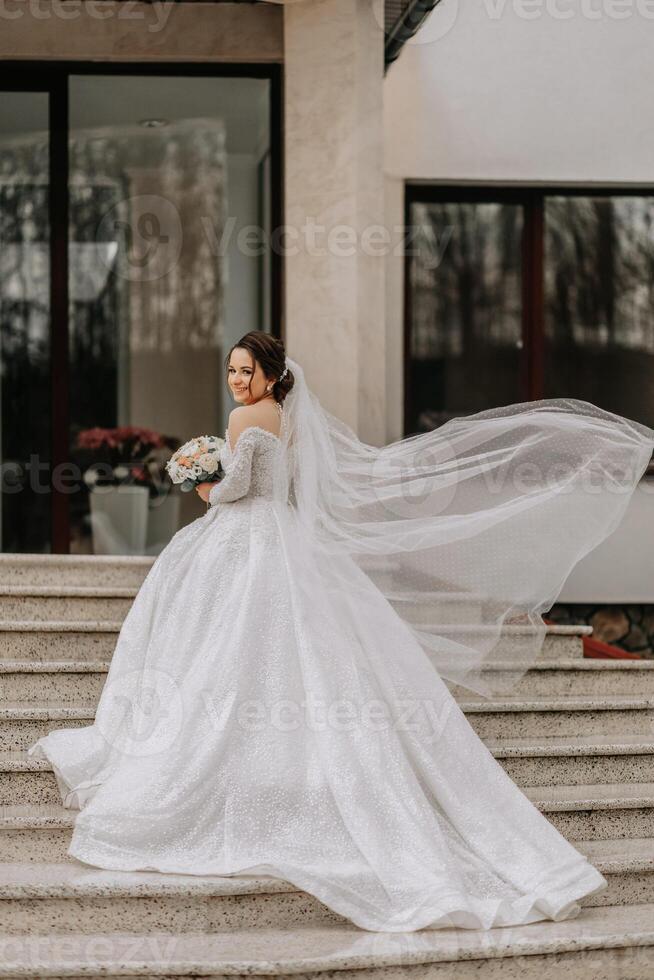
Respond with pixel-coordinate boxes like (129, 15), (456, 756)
(225, 331), (295, 405)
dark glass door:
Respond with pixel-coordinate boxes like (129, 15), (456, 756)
(0, 88), (52, 552)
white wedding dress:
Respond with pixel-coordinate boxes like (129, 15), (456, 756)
(29, 361), (654, 932)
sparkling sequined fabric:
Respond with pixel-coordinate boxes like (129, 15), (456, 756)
(29, 425), (609, 932)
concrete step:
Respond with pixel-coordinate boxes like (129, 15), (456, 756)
(524, 782), (654, 839)
(2, 811), (653, 915)
(579, 836), (654, 907)
(4, 691), (652, 751)
(485, 734), (654, 786)
(0, 704), (93, 751)
(0, 804), (75, 862)
(0, 858), (340, 935)
(2, 736), (653, 837)
(1, 903), (654, 977)
(0, 587), (136, 621)
(0, 751), (61, 805)
(0, 554), (153, 588)
(462, 693), (654, 737)
(423, 623), (591, 662)
(5, 730), (654, 812)
(387, 592), (487, 625)
(449, 659), (654, 698)
(386, 589), (588, 641)
(0, 621), (592, 668)
(0, 552), (590, 651)
(386, 591), (486, 626)
(0, 662), (108, 702)
(0, 838), (651, 936)
(8, 656), (652, 705)
(0, 622), (122, 662)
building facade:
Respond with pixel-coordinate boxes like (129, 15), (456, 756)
(0, 0), (387, 556)
(0, 0), (652, 656)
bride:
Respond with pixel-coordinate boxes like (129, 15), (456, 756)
(29, 331), (654, 932)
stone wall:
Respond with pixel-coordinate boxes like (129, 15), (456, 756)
(549, 604), (654, 659)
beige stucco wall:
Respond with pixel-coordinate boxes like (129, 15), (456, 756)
(0, 1), (283, 61)
(384, 3), (654, 184)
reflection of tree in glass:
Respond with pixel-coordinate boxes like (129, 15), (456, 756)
(408, 201), (523, 432)
(544, 196), (654, 429)
(545, 196), (654, 354)
(411, 202), (522, 361)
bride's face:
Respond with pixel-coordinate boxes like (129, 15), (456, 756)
(227, 347), (273, 405)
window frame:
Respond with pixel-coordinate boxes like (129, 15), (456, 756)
(404, 183), (654, 439)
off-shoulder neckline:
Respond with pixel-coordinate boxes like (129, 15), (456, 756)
(225, 425), (282, 453)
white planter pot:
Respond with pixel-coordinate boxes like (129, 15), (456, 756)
(146, 493), (181, 555)
(89, 485), (150, 555)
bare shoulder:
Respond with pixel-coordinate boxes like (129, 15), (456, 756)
(228, 402), (281, 446)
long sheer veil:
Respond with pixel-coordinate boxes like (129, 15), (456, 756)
(273, 357), (654, 697)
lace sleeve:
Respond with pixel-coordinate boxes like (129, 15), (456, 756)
(208, 428), (257, 506)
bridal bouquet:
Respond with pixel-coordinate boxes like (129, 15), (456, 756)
(165, 435), (225, 493)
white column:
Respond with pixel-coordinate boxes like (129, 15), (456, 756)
(283, 0), (386, 444)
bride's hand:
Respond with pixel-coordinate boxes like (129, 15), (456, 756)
(196, 482), (213, 503)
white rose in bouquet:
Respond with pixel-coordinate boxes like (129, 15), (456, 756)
(197, 452), (219, 474)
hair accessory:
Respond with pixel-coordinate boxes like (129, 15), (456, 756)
(279, 366), (289, 382)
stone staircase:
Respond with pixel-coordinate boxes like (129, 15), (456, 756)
(0, 553), (653, 978)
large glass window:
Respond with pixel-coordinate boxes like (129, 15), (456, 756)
(406, 199), (523, 433)
(0, 67), (279, 555)
(544, 196), (654, 425)
(406, 188), (654, 447)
